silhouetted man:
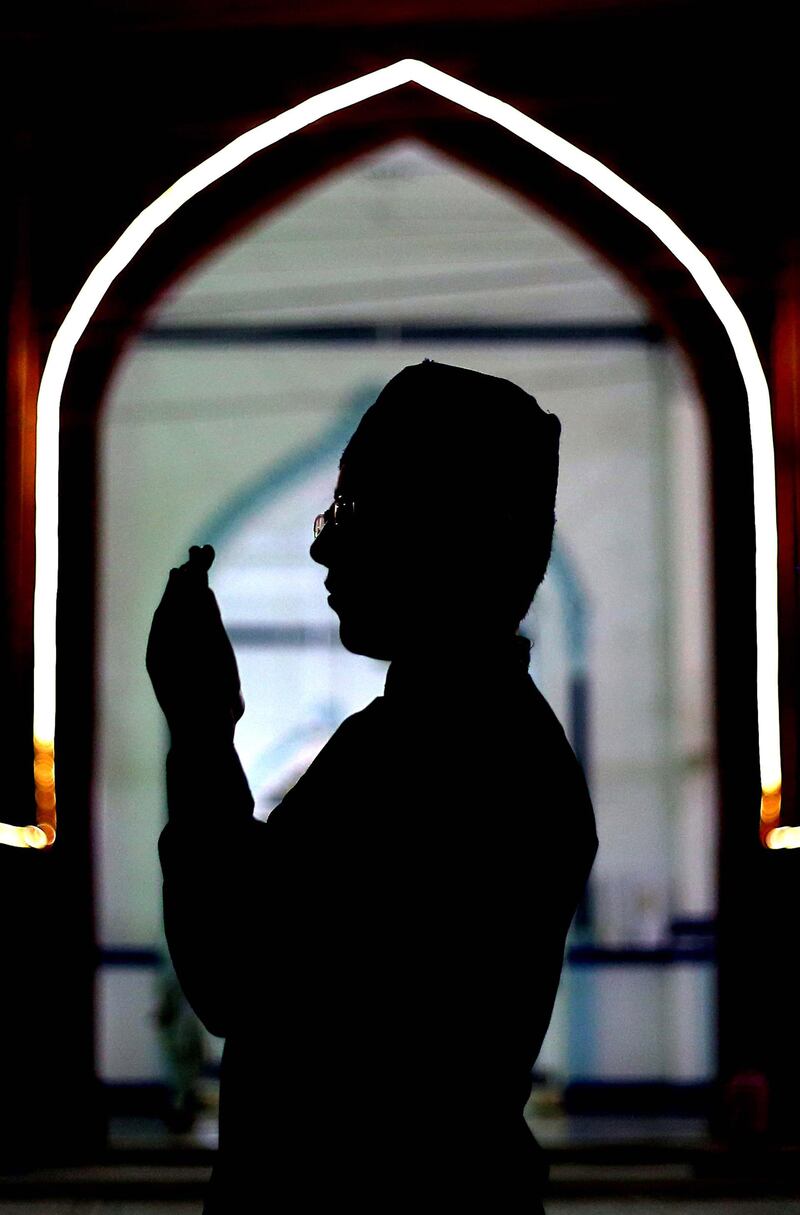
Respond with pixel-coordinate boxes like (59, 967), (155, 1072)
(148, 359), (598, 1213)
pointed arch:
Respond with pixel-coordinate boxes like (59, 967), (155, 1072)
(7, 58), (779, 848)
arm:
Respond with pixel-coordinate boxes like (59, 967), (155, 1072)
(158, 732), (261, 1037)
(147, 545), (262, 1037)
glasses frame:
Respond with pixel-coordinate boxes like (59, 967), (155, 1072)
(313, 494), (356, 540)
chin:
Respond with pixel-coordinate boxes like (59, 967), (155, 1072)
(337, 614), (394, 662)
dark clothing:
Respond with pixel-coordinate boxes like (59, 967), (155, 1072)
(159, 637), (597, 1212)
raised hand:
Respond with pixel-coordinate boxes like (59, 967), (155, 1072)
(146, 544), (245, 741)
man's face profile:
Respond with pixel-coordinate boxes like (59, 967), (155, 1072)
(309, 452), (436, 661)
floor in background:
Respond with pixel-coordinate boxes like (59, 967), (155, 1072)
(108, 1111), (713, 1151)
(4, 1115), (797, 1212)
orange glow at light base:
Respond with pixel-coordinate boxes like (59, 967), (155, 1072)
(0, 738), (57, 849)
(33, 737), (57, 846)
(760, 786), (782, 825)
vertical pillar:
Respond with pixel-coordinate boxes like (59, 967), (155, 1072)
(761, 241), (800, 1138)
(716, 261), (800, 1144)
(0, 175), (103, 1169)
(0, 176), (42, 1168)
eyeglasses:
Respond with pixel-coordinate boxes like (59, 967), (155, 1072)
(313, 494), (355, 540)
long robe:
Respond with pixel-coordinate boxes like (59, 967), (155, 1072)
(159, 637), (598, 1212)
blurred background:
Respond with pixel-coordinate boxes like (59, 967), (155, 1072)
(2, 0), (798, 1209)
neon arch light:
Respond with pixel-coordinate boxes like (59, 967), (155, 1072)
(2, 58), (787, 848)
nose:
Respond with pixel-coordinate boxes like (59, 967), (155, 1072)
(310, 519), (332, 567)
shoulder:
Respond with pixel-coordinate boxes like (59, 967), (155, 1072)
(264, 697), (386, 830)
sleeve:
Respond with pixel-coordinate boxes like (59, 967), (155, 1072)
(157, 732), (270, 1038)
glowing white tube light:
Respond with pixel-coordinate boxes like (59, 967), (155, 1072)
(12, 57), (780, 849)
(766, 825), (800, 850)
(0, 822), (50, 849)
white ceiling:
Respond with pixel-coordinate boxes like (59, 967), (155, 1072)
(149, 139), (648, 327)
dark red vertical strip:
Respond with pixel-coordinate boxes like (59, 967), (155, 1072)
(773, 242), (800, 828)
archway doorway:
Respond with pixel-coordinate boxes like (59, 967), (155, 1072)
(96, 140), (716, 1138)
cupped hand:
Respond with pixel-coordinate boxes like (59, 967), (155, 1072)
(146, 544), (245, 740)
